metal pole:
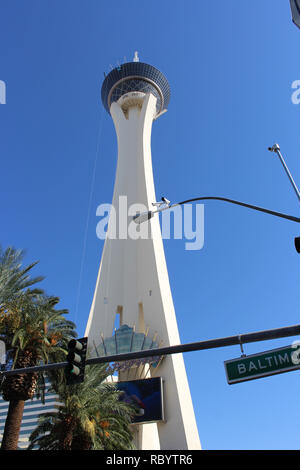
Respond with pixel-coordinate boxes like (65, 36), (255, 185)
(133, 196), (300, 224)
(268, 143), (300, 202)
(2, 323), (300, 377)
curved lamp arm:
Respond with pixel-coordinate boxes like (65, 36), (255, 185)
(133, 196), (300, 224)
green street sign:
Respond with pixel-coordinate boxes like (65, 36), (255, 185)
(224, 344), (300, 384)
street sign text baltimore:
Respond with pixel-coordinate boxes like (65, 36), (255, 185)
(224, 344), (300, 384)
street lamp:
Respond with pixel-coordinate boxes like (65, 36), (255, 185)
(134, 144), (300, 251)
(268, 144), (300, 202)
(268, 143), (300, 252)
(133, 196), (300, 224)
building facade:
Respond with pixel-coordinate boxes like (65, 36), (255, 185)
(0, 380), (58, 449)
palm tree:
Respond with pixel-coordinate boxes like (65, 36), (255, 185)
(0, 291), (76, 450)
(0, 245), (44, 451)
(0, 246), (44, 304)
(27, 363), (136, 450)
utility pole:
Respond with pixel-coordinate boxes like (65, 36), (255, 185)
(2, 323), (300, 378)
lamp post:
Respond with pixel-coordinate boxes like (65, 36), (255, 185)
(133, 196), (300, 224)
(267, 143), (300, 252)
(268, 144), (300, 202)
(134, 144), (300, 225)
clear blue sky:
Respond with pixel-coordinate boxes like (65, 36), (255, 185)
(1, 0), (300, 450)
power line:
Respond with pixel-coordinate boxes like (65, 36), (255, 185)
(74, 100), (105, 325)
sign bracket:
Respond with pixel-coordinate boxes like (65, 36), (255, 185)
(238, 335), (246, 358)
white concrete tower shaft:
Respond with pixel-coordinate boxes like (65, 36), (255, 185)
(85, 60), (201, 450)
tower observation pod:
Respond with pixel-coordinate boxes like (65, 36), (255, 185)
(85, 54), (201, 450)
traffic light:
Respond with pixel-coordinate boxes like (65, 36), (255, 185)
(65, 337), (87, 385)
(295, 237), (300, 253)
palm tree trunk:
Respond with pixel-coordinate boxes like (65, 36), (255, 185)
(1, 400), (25, 450)
(71, 432), (92, 450)
(61, 416), (76, 450)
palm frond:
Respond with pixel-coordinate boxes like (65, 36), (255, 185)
(28, 364), (136, 450)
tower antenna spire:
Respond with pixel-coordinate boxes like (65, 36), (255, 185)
(133, 51), (139, 62)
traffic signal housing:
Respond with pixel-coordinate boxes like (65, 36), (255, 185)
(65, 337), (87, 385)
(295, 237), (300, 253)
